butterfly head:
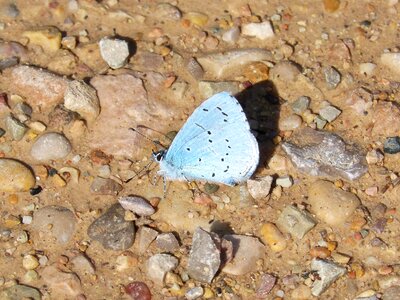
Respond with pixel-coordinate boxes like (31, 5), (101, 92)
(152, 149), (166, 162)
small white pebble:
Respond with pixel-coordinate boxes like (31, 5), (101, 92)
(276, 175), (293, 188)
(22, 215), (32, 224)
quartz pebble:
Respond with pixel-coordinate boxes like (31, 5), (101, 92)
(185, 286), (204, 300)
(147, 253), (178, 285)
(118, 196), (155, 216)
(366, 149), (384, 164)
(30, 132), (72, 161)
(0, 158), (35, 192)
(242, 21), (275, 40)
(5, 115), (26, 140)
(311, 258), (347, 296)
(380, 52), (400, 78)
(276, 175), (293, 188)
(154, 3), (181, 20)
(222, 26), (240, 43)
(260, 222), (287, 252)
(99, 37), (130, 69)
(277, 205), (317, 239)
(279, 114), (302, 131)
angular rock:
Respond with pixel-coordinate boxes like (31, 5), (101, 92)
(136, 226), (158, 254)
(0, 158), (35, 192)
(32, 205), (76, 244)
(256, 273), (277, 298)
(372, 101), (400, 138)
(187, 227), (221, 283)
(41, 265), (83, 298)
(90, 177), (123, 195)
(282, 127), (368, 181)
(5, 115), (27, 140)
(323, 66), (341, 89)
(64, 80), (100, 122)
(0, 284), (41, 300)
(197, 48), (272, 79)
(247, 176), (273, 200)
(319, 105), (341, 122)
(155, 232), (180, 252)
(118, 196), (155, 216)
(88, 204), (135, 250)
(308, 180), (360, 226)
(8, 65), (69, 108)
(222, 234), (264, 275)
(186, 57), (204, 80)
(242, 21), (274, 40)
(310, 258), (346, 296)
(99, 37), (130, 69)
(291, 96), (310, 114)
(147, 253), (178, 285)
(276, 205), (317, 239)
(198, 81), (240, 99)
(30, 132), (72, 161)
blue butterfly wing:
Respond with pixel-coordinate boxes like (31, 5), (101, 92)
(161, 92), (259, 185)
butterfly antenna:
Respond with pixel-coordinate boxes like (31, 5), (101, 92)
(129, 127), (166, 149)
(136, 125), (175, 142)
(124, 160), (154, 183)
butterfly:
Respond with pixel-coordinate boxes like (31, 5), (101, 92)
(153, 91), (259, 186)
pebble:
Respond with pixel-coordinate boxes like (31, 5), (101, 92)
(308, 180), (360, 226)
(70, 254), (95, 275)
(331, 252), (351, 264)
(222, 234), (264, 275)
(125, 281), (152, 300)
(30, 132), (72, 161)
(187, 227), (221, 283)
(99, 37), (130, 69)
(41, 265), (83, 298)
(384, 137), (400, 154)
(147, 253), (179, 285)
(276, 205), (317, 239)
(185, 286), (204, 300)
(256, 273), (277, 298)
(366, 149), (384, 164)
(90, 177), (123, 195)
(186, 57), (204, 80)
(22, 26), (62, 53)
(185, 12), (209, 27)
(2, 3), (19, 18)
(87, 204), (135, 250)
(0, 158), (35, 192)
(323, 0), (341, 12)
(380, 52), (400, 77)
(222, 26), (240, 43)
(319, 105), (341, 122)
(323, 66), (341, 89)
(5, 115), (27, 140)
(197, 48), (272, 79)
(23, 270), (38, 282)
(270, 61), (301, 82)
(0, 284), (41, 300)
(116, 251), (138, 272)
(32, 205), (76, 244)
(198, 81), (241, 99)
(260, 222), (287, 252)
(359, 63), (377, 76)
(118, 196), (155, 216)
(242, 21), (275, 40)
(64, 80), (100, 122)
(247, 175), (273, 200)
(155, 233), (180, 252)
(282, 127), (368, 181)
(372, 101), (400, 138)
(154, 3), (181, 20)
(291, 96), (310, 114)
(136, 226), (159, 254)
(279, 114), (302, 131)
(22, 254), (40, 270)
(276, 175), (294, 188)
(310, 258), (347, 296)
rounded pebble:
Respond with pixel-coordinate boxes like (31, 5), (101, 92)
(259, 222), (287, 252)
(30, 132), (72, 161)
(0, 158), (35, 192)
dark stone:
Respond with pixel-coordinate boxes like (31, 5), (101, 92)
(383, 137), (400, 154)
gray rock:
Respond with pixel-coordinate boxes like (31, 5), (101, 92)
(13, 102), (32, 116)
(32, 205), (76, 244)
(382, 286), (400, 300)
(282, 127), (368, 181)
(90, 177), (123, 195)
(154, 3), (181, 20)
(136, 226), (158, 254)
(99, 37), (130, 69)
(0, 284), (41, 300)
(187, 227), (221, 283)
(276, 205), (317, 239)
(6, 115), (27, 140)
(30, 132), (72, 161)
(87, 204), (135, 250)
(198, 81), (240, 99)
(186, 57), (204, 80)
(222, 26), (240, 43)
(118, 196), (155, 216)
(2, 3), (20, 18)
(155, 232), (180, 252)
(64, 80), (100, 122)
(247, 175), (273, 200)
(185, 286), (204, 300)
(310, 258), (347, 296)
(291, 96), (310, 114)
(323, 66), (341, 89)
(319, 105), (341, 122)
(222, 234), (264, 275)
(384, 137), (400, 154)
(315, 115), (327, 129)
(147, 253), (179, 285)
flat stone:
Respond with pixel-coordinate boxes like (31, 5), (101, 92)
(136, 226), (158, 254)
(0, 158), (35, 192)
(384, 137), (400, 154)
(282, 127), (368, 181)
(308, 180), (360, 227)
(197, 48), (272, 79)
(198, 81), (240, 99)
(99, 37), (130, 69)
(291, 96), (310, 114)
(30, 132), (72, 161)
(0, 284), (41, 300)
(242, 21), (275, 40)
(90, 177), (123, 195)
(147, 253), (179, 285)
(41, 265), (82, 298)
(5, 115), (27, 140)
(323, 66), (341, 89)
(118, 196), (155, 216)
(222, 234), (264, 275)
(319, 105), (341, 122)
(32, 205), (76, 244)
(247, 175), (273, 200)
(64, 80), (100, 122)
(310, 258), (347, 296)
(8, 65), (69, 108)
(155, 233), (180, 252)
(187, 227), (221, 283)
(87, 203), (135, 250)
(276, 205), (317, 239)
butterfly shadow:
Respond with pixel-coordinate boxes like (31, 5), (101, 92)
(235, 80), (281, 168)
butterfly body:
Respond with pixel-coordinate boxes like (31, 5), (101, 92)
(155, 92), (259, 186)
